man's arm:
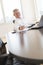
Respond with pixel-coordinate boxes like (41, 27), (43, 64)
(18, 26), (25, 30)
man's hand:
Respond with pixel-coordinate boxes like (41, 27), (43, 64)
(19, 26), (25, 30)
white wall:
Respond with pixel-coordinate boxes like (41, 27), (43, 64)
(21, 0), (36, 22)
(36, 0), (43, 12)
(0, 23), (14, 38)
(34, 0), (41, 21)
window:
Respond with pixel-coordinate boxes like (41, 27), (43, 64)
(0, 0), (22, 23)
(2, 0), (22, 23)
(36, 0), (43, 16)
(0, 3), (4, 23)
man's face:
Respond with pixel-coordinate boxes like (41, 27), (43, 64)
(13, 10), (21, 18)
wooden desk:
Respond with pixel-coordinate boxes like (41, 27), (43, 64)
(6, 29), (43, 64)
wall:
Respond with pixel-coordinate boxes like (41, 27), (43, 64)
(34, 0), (41, 21)
(21, 0), (36, 22)
(34, 0), (43, 20)
(0, 23), (14, 38)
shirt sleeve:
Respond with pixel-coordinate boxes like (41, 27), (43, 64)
(14, 19), (20, 31)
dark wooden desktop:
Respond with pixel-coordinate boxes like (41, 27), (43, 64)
(6, 28), (43, 65)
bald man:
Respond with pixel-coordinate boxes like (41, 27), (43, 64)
(13, 9), (29, 32)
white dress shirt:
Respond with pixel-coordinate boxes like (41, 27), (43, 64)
(14, 18), (29, 31)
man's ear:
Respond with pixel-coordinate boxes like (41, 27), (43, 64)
(14, 13), (15, 16)
(13, 12), (15, 16)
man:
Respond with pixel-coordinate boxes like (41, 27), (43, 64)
(12, 9), (37, 65)
(13, 9), (28, 32)
(13, 9), (27, 65)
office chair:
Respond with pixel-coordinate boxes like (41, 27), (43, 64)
(0, 54), (8, 65)
(0, 38), (8, 65)
(38, 15), (43, 26)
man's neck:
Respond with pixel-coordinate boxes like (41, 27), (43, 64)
(16, 17), (21, 19)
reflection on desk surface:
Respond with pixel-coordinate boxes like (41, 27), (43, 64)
(6, 30), (43, 60)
